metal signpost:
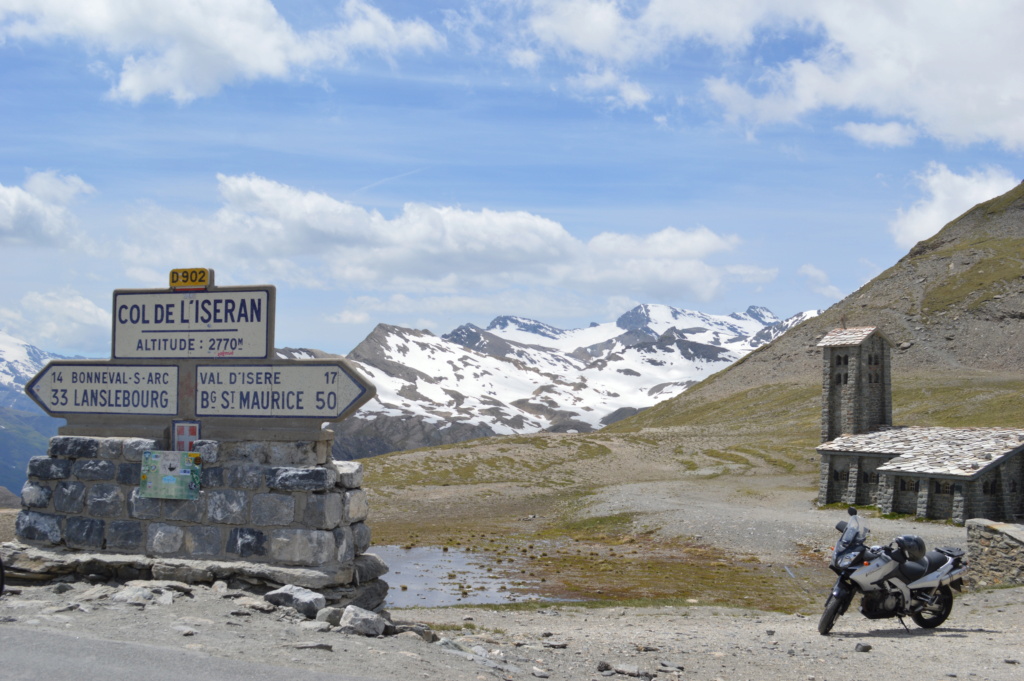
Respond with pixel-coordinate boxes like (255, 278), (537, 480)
(25, 268), (376, 441)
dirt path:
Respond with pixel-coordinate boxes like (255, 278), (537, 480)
(585, 475), (967, 563)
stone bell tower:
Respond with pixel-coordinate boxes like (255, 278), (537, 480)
(817, 326), (893, 442)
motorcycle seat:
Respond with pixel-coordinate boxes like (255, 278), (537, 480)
(901, 550), (951, 581)
(898, 558), (927, 582)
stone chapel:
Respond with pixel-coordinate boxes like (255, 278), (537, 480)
(815, 326), (1024, 524)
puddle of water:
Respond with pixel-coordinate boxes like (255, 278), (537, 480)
(372, 545), (545, 609)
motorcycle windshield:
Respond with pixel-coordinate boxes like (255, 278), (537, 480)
(835, 515), (868, 556)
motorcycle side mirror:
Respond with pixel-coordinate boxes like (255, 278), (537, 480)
(847, 507), (858, 516)
(835, 520), (848, 532)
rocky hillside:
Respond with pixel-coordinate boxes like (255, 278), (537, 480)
(610, 181), (1024, 433)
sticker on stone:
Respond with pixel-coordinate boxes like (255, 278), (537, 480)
(141, 450), (202, 500)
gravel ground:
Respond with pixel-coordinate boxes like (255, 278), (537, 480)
(1, 576), (1022, 681)
(0, 475), (999, 681)
(587, 475), (968, 563)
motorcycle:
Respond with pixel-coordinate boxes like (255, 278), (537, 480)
(818, 507), (967, 635)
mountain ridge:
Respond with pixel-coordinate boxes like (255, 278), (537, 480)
(1, 303), (813, 492)
(286, 303), (817, 458)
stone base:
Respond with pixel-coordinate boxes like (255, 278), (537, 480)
(0, 542), (388, 609)
(966, 519), (1024, 588)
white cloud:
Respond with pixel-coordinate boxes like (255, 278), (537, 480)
(334, 290), (593, 332)
(524, 0), (778, 63)
(799, 264), (844, 300)
(0, 287), (109, 353)
(9, 1), (1024, 150)
(572, 226), (743, 300)
(114, 173), (763, 313)
(725, 264), (778, 284)
(838, 121), (918, 147)
(508, 48), (542, 69)
(586, 225), (738, 260)
(700, 1), (1024, 149)
(329, 310), (370, 324)
(505, 1), (1024, 150)
(0, 171), (93, 247)
(0, 0), (443, 103)
(889, 163), (1019, 249)
(568, 69), (651, 109)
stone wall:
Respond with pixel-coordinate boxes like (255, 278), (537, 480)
(965, 458), (1024, 522)
(818, 453), (890, 507)
(966, 518), (1024, 587)
(15, 435), (384, 597)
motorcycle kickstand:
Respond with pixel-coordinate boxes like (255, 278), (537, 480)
(896, 615), (911, 633)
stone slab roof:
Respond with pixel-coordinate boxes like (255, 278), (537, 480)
(817, 326), (892, 347)
(818, 426), (1024, 477)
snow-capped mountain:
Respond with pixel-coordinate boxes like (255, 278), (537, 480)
(324, 304), (818, 459)
(0, 330), (69, 410)
(0, 304), (818, 476)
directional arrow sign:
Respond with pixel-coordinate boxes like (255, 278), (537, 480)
(194, 361), (374, 421)
(26, 362), (179, 416)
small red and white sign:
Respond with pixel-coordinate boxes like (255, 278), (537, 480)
(173, 420), (201, 452)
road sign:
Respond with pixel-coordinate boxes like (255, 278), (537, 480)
(112, 287), (272, 359)
(26, 362), (179, 416)
(169, 267), (213, 290)
(194, 361), (374, 420)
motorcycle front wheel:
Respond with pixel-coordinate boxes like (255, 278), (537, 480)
(910, 585), (953, 628)
(818, 594), (843, 635)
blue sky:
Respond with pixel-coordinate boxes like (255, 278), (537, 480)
(1, 1), (1022, 357)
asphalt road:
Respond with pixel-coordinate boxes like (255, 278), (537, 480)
(0, 626), (386, 681)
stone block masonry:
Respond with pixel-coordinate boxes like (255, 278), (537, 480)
(967, 519), (1024, 587)
(15, 436), (385, 596)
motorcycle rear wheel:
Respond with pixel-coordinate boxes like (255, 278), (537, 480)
(818, 594), (843, 635)
(910, 585), (952, 628)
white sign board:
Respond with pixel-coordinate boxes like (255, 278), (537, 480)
(113, 289), (271, 359)
(26, 363), (179, 416)
(195, 363), (371, 420)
